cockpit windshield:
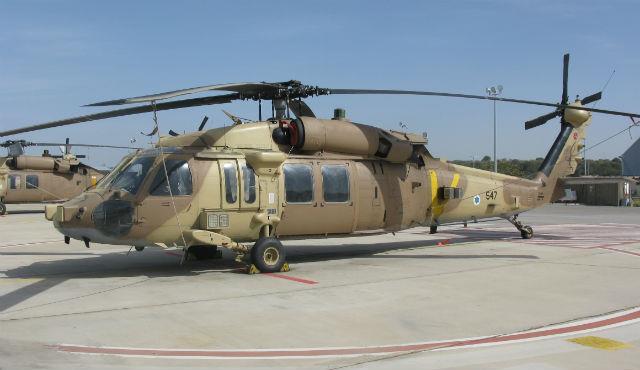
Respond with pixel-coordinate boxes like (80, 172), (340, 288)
(95, 153), (136, 190)
(98, 156), (156, 194)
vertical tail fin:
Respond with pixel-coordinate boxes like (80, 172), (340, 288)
(533, 103), (591, 203)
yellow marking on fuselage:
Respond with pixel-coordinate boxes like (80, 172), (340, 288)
(429, 170), (438, 206)
(430, 171), (459, 219)
(451, 173), (460, 188)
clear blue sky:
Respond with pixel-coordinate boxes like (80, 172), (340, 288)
(1, 0), (638, 168)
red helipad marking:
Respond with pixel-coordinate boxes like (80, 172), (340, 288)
(600, 246), (640, 257)
(264, 273), (317, 285)
(54, 307), (640, 359)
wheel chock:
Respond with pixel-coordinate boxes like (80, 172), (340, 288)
(246, 262), (291, 275)
(280, 262), (290, 272)
(247, 264), (261, 274)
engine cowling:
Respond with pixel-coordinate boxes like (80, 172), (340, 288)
(273, 117), (417, 163)
(14, 156), (72, 173)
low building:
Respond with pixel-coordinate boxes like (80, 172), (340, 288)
(559, 176), (637, 206)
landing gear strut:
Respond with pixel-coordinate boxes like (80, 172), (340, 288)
(507, 215), (533, 239)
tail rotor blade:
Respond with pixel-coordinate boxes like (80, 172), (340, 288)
(525, 111), (560, 130)
(562, 53), (570, 105)
(581, 91), (602, 105)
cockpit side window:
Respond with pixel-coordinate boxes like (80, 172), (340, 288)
(149, 160), (193, 196)
(109, 156), (155, 194)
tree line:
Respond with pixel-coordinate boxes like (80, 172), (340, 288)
(451, 156), (623, 179)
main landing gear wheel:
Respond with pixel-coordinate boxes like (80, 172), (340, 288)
(0, 202), (6, 215)
(251, 237), (286, 273)
(520, 225), (533, 239)
(429, 225), (438, 234)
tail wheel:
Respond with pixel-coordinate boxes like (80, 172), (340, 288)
(521, 226), (533, 239)
(251, 237), (286, 273)
(0, 203), (6, 215)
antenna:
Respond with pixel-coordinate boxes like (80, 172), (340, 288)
(198, 116), (209, 131)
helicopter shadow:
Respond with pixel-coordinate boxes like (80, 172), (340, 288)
(0, 228), (542, 314)
(285, 228), (541, 263)
(0, 248), (243, 314)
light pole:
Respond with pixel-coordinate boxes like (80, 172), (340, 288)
(617, 156), (624, 176)
(486, 85), (503, 173)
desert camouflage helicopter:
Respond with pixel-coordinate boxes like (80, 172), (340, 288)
(1, 54), (639, 272)
(0, 139), (139, 215)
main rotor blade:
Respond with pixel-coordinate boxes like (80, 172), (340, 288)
(562, 53), (569, 105)
(328, 88), (560, 107)
(327, 88), (640, 119)
(524, 111), (560, 130)
(85, 82), (283, 106)
(288, 99), (316, 118)
(0, 93), (238, 137)
(581, 91), (602, 105)
(29, 142), (141, 150)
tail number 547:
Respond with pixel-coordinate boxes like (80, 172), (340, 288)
(485, 190), (498, 200)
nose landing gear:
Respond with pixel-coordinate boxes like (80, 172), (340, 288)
(507, 215), (534, 239)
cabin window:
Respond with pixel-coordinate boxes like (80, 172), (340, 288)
(284, 163), (313, 203)
(242, 165), (256, 204)
(149, 160), (193, 196)
(223, 163), (238, 203)
(322, 165), (350, 202)
(26, 175), (39, 190)
(9, 175), (21, 189)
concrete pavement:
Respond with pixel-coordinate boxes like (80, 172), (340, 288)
(0, 204), (639, 369)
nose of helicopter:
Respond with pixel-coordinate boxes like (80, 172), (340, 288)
(44, 192), (142, 246)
